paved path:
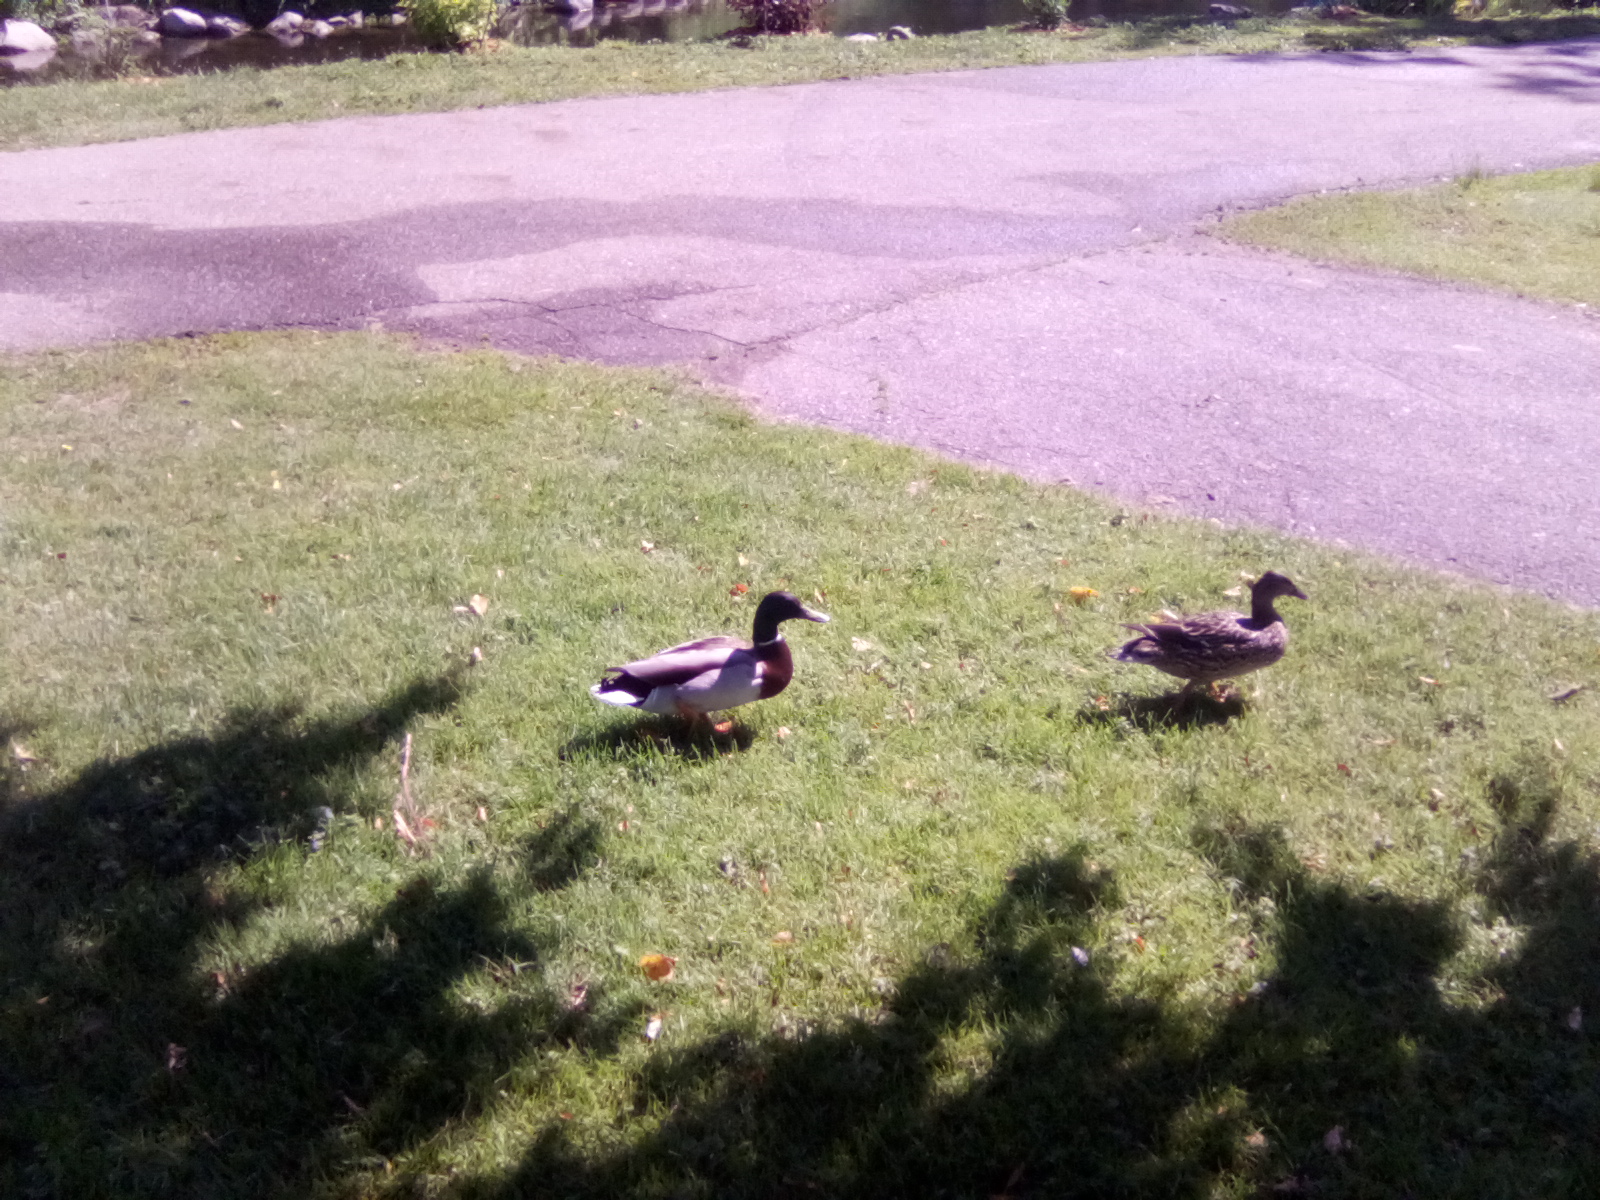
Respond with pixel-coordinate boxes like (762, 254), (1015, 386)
(4, 41), (1599, 602)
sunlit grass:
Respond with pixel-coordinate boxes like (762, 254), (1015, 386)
(1221, 162), (1600, 309)
(2, 332), (1597, 1198)
(3, 11), (1599, 151)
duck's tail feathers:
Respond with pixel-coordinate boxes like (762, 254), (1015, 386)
(590, 683), (645, 708)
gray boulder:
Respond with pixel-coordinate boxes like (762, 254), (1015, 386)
(886, 24), (914, 39)
(157, 7), (210, 36)
(103, 5), (156, 28)
(264, 11), (304, 34)
(206, 14), (251, 35)
(1208, 3), (1253, 14)
(1, 18), (57, 53)
(302, 18), (335, 36)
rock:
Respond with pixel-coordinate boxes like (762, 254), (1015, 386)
(156, 8), (210, 37)
(0, 46), (56, 70)
(844, 31), (878, 41)
(343, 11), (364, 27)
(206, 14), (250, 36)
(886, 24), (914, 39)
(327, 15), (351, 26)
(302, 19), (335, 37)
(264, 11), (304, 34)
(134, 28), (162, 43)
(93, 5), (154, 28)
(69, 28), (109, 55)
(1208, 3), (1253, 14)
(1, 18), (58, 54)
(547, 0), (594, 13)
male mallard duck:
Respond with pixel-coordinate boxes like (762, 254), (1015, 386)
(591, 590), (830, 722)
(1113, 571), (1306, 694)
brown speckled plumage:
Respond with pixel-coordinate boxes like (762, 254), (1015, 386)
(1114, 571), (1307, 692)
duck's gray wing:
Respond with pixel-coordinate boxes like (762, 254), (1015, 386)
(601, 635), (750, 694)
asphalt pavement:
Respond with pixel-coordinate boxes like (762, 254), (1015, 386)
(3, 39), (1598, 601)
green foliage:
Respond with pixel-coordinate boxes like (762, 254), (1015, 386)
(725, 0), (817, 34)
(1024, 0), (1070, 29)
(400, 0), (498, 47)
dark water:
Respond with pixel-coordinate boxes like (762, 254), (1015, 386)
(2, 0), (1240, 86)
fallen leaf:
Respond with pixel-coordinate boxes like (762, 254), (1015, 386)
(10, 741), (38, 765)
(229, 419), (243, 430)
(1223, 586), (1245, 598)
(469, 646), (484, 666)
(1323, 1126), (1345, 1153)
(640, 540), (656, 554)
(729, 582), (750, 597)
(1568, 1006), (1583, 1031)
(771, 931), (795, 944)
(775, 726), (791, 741)
(260, 592), (279, 614)
(851, 637), (874, 652)
(1418, 675), (1441, 687)
(1246, 1131), (1269, 1150)
(639, 954), (677, 982)
(1133, 935), (1146, 953)
(1550, 684), (1587, 704)
(61, 443), (73, 451)
(1337, 763), (1352, 776)
(475, 805), (488, 822)
(1071, 946), (1090, 966)
(737, 553), (749, 567)
(644, 1014), (663, 1042)
(166, 1043), (188, 1072)
(1068, 587), (1099, 604)
(468, 594), (489, 617)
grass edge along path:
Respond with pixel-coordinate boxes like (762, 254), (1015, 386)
(2, 12), (1600, 152)
(3, 331), (1599, 1198)
(1219, 161), (1600, 310)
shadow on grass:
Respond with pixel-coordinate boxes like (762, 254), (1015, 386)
(0, 673), (638, 1199)
(559, 717), (757, 764)
(1075, 689), (1248, 732)
(462, 762), (1600, 1198)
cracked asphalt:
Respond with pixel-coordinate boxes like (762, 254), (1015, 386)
(3, 39), (1599, 601)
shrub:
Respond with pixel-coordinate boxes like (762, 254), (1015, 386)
(400, 0), (499, 47)
(725, 0), (817, 35)
(1024, 0), (1069, 29)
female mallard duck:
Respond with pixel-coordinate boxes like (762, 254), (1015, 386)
(591, 590), (830, 722)
(1114, 571), (1306, 694)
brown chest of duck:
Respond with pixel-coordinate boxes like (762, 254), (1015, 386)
(591, 590), (830, 725)
(1114, 571), (1307, 694)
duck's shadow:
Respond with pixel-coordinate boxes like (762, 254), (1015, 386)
(560, 718), (757, 763)
(1076, 689), (1247, 732)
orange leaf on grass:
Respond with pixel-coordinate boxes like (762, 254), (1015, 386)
(639, 954), (677, 982)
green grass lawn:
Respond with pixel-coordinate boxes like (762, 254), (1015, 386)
(3, 11), (1600, 152)
(3, 332), (1598, 1198)
(1221, 163), (1600, 309)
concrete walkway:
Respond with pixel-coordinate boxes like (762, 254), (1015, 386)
(3, 40), (1599, 601)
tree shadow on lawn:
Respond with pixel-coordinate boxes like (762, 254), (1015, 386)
(472, 764), (1600, 1198)
(0, 673), (636, 1199)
